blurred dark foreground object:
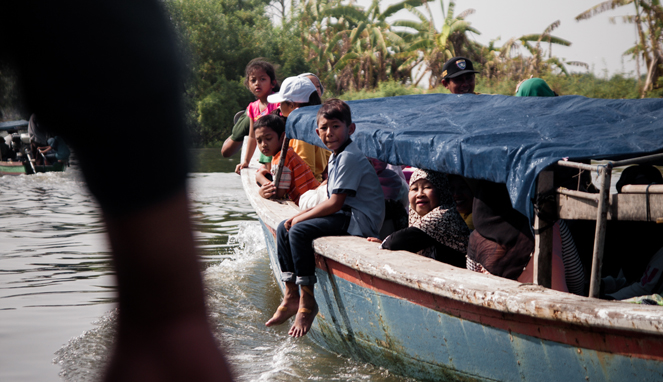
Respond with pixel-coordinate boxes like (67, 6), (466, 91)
(0, 1), (233, 381)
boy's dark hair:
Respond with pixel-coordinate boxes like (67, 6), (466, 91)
(254, 113), (285, 136)
(316, 98), (351, 126)
(244, 58), (280, 92)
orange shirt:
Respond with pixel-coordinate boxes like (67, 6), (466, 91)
(271, 148), (320, 205)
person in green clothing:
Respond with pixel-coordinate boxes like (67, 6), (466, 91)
(221, 110), (271, 164)
(515, 77), (557, 97)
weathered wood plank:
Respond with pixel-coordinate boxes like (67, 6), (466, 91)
(621, 184), (663, 194)
(558, 192), (663, 221)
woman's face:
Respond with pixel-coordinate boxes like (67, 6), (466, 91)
(409, 179), (439, 216)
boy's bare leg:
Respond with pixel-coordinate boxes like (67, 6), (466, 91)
(265, 281), (299, 326)
(289, 285), (318, 338)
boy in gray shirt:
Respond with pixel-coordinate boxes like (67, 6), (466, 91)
(265, 99), (384, 338)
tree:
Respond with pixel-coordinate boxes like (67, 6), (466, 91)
(166, 0), (275, 146)
(393, 0), (481, 88)
(483, 20), (573, 82)
(576, 0), (663, 97)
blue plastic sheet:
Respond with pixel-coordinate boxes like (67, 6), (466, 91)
(286, 93), (663, 221)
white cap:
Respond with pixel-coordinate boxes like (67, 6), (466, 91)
(267, 76), (316, 104)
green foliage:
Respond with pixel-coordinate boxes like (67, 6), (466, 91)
(166, 0), (275, 146)
(475, 72), (643, 98)
(164, 0), (660, 146)
(340, 80), (423, 100)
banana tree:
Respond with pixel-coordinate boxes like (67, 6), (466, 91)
(392, 0), (481, 88)
(297, 0), (348, 90)
(488, 20), (572, 80)
(331, 0), (414, 90)
(576, 0), (663, 97)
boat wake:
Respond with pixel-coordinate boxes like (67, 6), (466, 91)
(52, 215), (408, 382)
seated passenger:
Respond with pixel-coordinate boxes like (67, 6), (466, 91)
(38, 136), (70, 165)
(468, 180), (584, 293)
(0, 135), (16, 160)
(369, 157), (408, 238)
(448, 174), (474, 230)
(616, 164), (663, 193)
(466, 180), (536, 279)
(515, 220), (586, 294)
(254, 114), (319, 205)
(606, 246), (663, 301)
(268, 75), (330, 182)
(368, 169), (470, 268)
(221, 110), (272, 168)
(598, 164), (663, 284)
(28, 114), (51, 165)
(266, 99), (384, 338)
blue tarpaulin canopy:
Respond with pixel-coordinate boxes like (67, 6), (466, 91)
(286, 93), (663, 221)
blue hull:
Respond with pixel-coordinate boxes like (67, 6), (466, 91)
(259, 218), (663, 382)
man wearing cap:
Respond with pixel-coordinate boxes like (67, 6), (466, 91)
(441, 57), (479, 95)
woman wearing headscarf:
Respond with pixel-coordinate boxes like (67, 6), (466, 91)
(515, 77), (557, 97)
(368, 169), (470, 268)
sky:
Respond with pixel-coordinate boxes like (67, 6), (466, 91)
(356, 0), (644, 77)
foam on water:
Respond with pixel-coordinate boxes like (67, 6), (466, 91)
(34, 171), (410, 381)
(53, 310), (117, 382)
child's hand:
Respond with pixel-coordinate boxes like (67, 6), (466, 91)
(284, 216), (295, 231)
(366, 237), (382, 243)
(235, 162), (249, 175)
(259, 182), (276, 199)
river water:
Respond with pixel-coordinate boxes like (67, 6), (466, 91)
(0, 149), (411, 382)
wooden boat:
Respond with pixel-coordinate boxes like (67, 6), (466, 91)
(0, 120), (67, 176)
(240, 94), (663, 381)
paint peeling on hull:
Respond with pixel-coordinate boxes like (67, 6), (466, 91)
(241, 162), (663, 382)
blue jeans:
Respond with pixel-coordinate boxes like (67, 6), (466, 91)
(277, 213), (350, 285)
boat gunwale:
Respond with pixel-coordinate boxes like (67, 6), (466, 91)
(240, 159), (663, 337)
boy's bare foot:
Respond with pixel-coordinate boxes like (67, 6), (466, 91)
(266, 281), (299, 327)
(288, 304), (318, 338)
(265, 297), (299, 327)
(289, 285), (318, 338)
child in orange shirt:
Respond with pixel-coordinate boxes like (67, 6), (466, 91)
(254, 114), (319, 205)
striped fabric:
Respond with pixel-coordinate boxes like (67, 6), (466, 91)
(558, 220), (585, 295)
(271, 148), (320, 205)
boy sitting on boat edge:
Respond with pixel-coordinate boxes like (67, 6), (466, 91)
(266, 99), (385, 337)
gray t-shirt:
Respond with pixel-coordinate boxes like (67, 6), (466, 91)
(327, 140), (384, 237)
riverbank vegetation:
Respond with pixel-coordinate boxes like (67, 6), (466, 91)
(1, 0), (661, 147)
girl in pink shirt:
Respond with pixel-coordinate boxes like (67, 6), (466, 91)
(235, 58), (280, 174)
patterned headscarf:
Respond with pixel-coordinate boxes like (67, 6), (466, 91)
(408, 169), (470, 256)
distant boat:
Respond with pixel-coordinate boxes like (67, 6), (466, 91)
(240, 94), (663, 381)
(0, 120), (67, 175)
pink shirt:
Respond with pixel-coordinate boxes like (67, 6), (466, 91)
(246, 99), (279, 122)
